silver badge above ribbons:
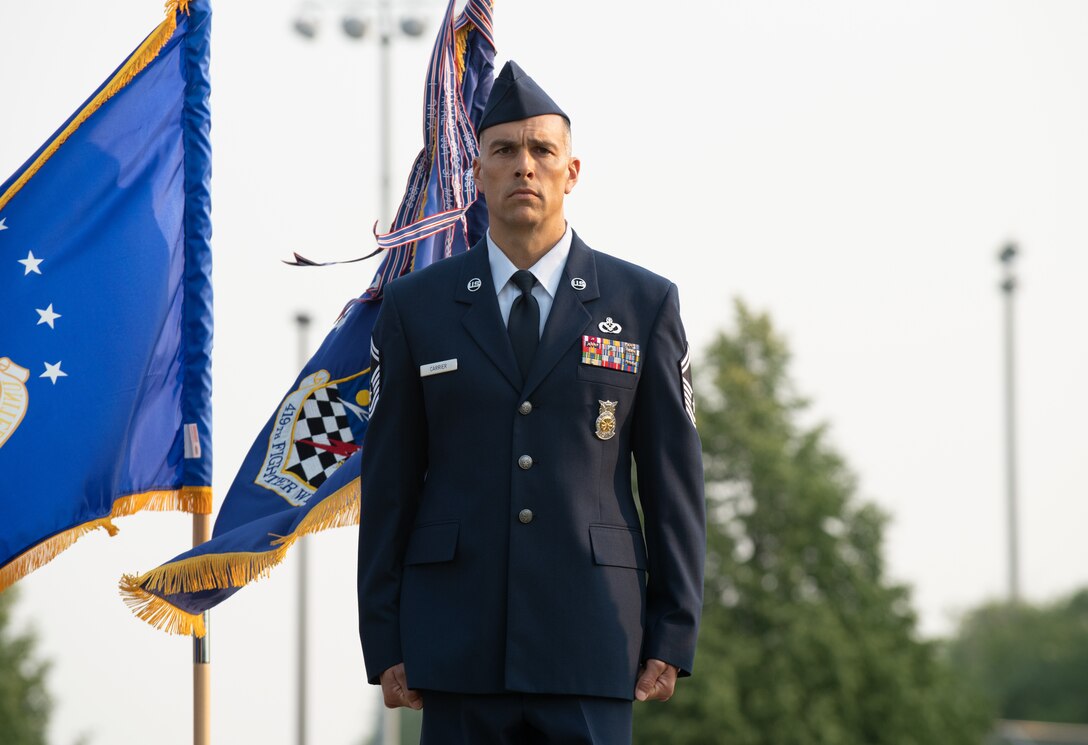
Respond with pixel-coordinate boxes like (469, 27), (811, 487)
(598, 317), (621, 334)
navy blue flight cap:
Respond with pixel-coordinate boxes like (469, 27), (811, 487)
(478, 60), (569, 134)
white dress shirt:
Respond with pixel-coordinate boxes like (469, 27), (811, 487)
(487, 224), (572, 338)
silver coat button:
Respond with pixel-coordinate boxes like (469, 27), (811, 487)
(518, 509), (534, 524)
(518, 454), (533, 470)
(518, 401), (533, 415)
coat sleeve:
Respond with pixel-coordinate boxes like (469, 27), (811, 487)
(630, 282), (706, 676)
(357, 285), (429, 684)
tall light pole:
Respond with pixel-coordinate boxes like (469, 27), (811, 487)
(293, 0), (429, 231)
(291, 6), (430, 743)
(998, 242), (1021, 602)
(377, 0), (393, 228)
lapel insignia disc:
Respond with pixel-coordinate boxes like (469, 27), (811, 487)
(467, 277), (483, 292)
(570, 277), (587, 290)
(582, 335), (640, 374)
(598, 316), (622, 334)
(595, 400), (618, 440)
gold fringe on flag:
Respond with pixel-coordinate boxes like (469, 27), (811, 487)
(0, 0), (191, 213)
(120, 478), (360, 636)
(119, 578), (208, 636)
(0, 485), (211, 592)
(454, 24), (470, 85)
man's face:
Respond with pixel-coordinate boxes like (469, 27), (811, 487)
(473, 114), (580, 233)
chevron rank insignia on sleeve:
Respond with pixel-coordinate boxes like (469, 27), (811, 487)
(679, 345), (695, 426)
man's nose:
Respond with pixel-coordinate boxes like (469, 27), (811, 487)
(513, 149), (534, 179)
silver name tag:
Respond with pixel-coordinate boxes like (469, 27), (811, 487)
(420, 358), (458, 377)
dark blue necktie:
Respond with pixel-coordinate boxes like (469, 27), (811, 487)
(508, 269), (539, 379)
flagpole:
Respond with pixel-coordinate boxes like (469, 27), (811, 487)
(183, 0), (214, 737)
(193, 513), (212, 745)
(295, 312), (313, 745)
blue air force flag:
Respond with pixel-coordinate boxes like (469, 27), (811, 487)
(0, 0), (213, 589)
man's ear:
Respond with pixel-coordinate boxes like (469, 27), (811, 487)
(565, 157), (581, 195)
(472, 157), (483, 195)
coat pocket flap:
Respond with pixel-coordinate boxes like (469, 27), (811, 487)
(576, 362), (639, 389)
(590, 524), (647, 570)
(404, 521), (459, 566)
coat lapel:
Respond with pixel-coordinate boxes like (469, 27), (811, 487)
(522, 234), (600, 397)
(456, 240), (523, 392)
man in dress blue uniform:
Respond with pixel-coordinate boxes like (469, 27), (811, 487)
(357, 61), (706, 744)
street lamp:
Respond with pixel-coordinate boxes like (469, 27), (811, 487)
(292, 0), (429, 230)
(293, 1), (322, 38)
(997, 242), (1020, 602)
(341, 15), (369, 39)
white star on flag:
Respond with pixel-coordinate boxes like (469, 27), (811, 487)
(19, 250), (43, 275)
(36, 304), (61, 329)
(41, 361), (67, 384)
(0, 218), (8, 231)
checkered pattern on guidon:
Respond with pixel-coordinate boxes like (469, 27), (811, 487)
(581, 335), (640, 374)
(285, 385), (355, 487)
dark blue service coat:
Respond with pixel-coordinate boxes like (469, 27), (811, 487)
(357, 233), (705, 700)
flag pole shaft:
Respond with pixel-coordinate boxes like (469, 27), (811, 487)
(193, 513), (212, 745)
(294, 312), (313, 745)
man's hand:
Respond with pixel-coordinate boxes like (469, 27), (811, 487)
(634, 658), (679, 702)
(379, 663), (423, 710)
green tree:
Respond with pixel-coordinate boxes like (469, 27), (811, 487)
(634, 300), (991, 745)
(0, 588), (52, 745)
(948, 591), (1088, 724)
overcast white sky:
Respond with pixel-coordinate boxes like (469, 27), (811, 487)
(2, 1), (1087, 744)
